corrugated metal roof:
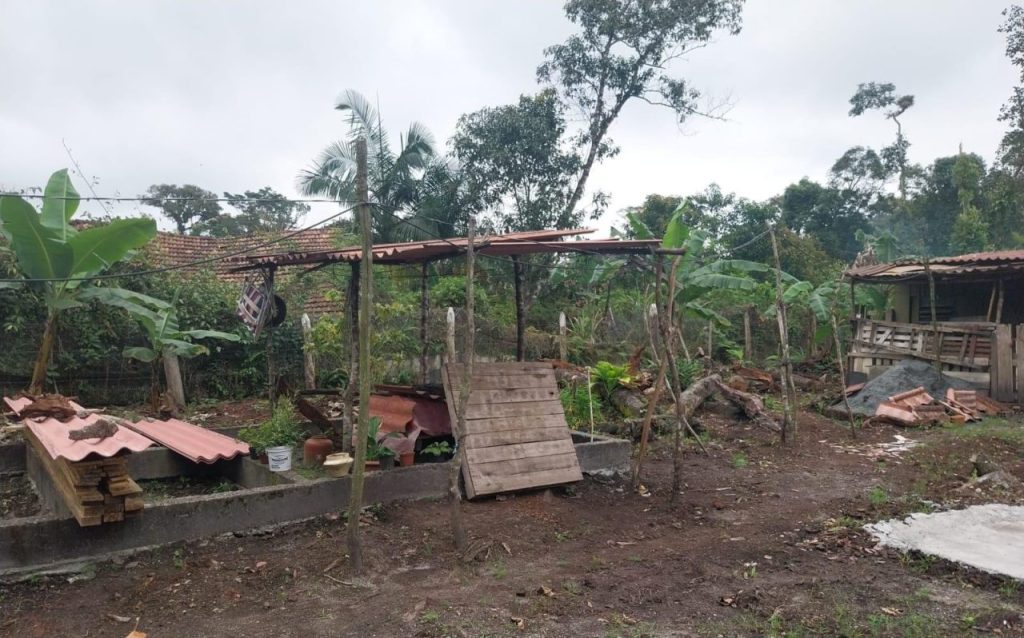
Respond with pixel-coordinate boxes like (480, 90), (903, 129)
(121, 418), (249, 464)
(229, 229), (661, 270)
(846, 249), (1024, 281)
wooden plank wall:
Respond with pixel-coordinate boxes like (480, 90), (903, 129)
(443, 362), (583, 498)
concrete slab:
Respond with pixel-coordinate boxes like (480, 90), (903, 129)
(867, 504), (1024, 580)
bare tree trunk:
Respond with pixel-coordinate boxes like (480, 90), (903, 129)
(558, 312), (568, 362)
(769, 228), (798, 442)
(162, 352), (185, 417)
(449, 217), (475, 551)
(924, 257), (940, 371)
(342, 263), (360, 454)
(302, 313), (316, 390)
(346, 138), (373, 574)
(743, 306), (753, 362)
(29, 313), (58, 394)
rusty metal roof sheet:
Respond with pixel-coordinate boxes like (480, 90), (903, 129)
(229, 228), (661, 271)
(846, 250), (1024, 281)
(121, 418), (249, 464)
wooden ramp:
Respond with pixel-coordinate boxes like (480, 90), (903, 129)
(443, 362), (582, 499)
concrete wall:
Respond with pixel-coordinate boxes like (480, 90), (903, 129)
(0, 441), (26, 476)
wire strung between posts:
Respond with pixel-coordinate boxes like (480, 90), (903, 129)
(0, 193), (364, 205)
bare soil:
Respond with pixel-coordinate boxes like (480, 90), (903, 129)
(0, 474), (40, 519)
(2, 406), (1024, 637)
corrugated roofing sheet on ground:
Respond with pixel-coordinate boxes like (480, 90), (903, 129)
(121, 418), (249, 463)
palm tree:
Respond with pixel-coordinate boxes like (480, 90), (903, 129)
(298, 90), (461, 242)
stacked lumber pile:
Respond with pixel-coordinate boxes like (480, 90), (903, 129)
(24, 427), (144, 526)
(874, 387), (1009, 426)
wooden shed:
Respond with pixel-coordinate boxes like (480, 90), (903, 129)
(845, 250), (1024, 402)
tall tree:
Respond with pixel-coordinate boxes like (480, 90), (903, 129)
(141, 184), (221, 234)
(192, 187), (310, 237)
(848, 82), (915, 200)
(298, 90), (447, 242)
(998, 5), (1024, 176)
(538, 0), (744, 220)
(452, 91), (597, 232)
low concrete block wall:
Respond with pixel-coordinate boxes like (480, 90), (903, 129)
(571, 431), (631, 475)
(0, 441), (26, 476)
(1, 462), (449, 573)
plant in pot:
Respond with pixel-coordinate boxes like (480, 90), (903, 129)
(239, 400), (303, 472)
(364, 417), (395, 471)
(420, 440), (453, 463)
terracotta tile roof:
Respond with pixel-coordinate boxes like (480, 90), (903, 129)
(121, 418), (249, 463)
(846, 249), (1024, 281)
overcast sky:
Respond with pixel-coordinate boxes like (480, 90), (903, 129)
(0, 1), (1017, 233)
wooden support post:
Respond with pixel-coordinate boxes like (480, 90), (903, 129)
(558, 312), (568, 362)
(446, 307), (456, 363)
(743, 306), (753, 362)
(512, 255), (526, 362)
(987, 282), (998, 322)
(706, 320), (713, 359)
(301, 313), (316, 390)
(162, 352), (185, 417)
(449, 216), (475, 552)
(633, 301), (666, 490)
(265, 267), (277, 406)
(346, 137), (373, 574)
(996, 279), (1005, 324)
(924, 257), (940, 371)
(419, 262), (430, 384)
(769, 228), (797, 442)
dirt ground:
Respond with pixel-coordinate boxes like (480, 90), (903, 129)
(3, 405), (1024, 637)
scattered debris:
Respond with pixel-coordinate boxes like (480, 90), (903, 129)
(843, 360), (975, 417)
(68, 417), (119, 441)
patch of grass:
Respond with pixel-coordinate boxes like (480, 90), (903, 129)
(172, 548), (185, 569)
(867, 486), (889, 507)
(604, 614), (656, 638)
(554, 530), (573, 543)
(731, 452), (748, 469)
(490, 559), (508, 579)
(293, 464), (327, 480)
(999, 579), (1020, 599)
(898, 552), (937, 574)
(866, 611), (938, 637)
(562, 579), (582, 595)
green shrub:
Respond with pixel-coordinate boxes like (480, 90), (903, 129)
(560, 384), (603, 429)
(589, 361), (631, 398)
(676, 359), (703, 390)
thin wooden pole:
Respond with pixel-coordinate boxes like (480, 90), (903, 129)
(419, 262), (430, 384)
(987, 282), (997, 322)
(996, 279), (1006, 324)
(301, 313), (316, 390)
(512, 255), (526, 362)
(924, 257), (940, 371)
(769, 228), (797, 442)
(706, 320), (713, 358)
(342, 263), (359, 454)
(743, 306), (754, 362)
(558, 312), (568, 362)
(446, 307), (456, 363)
(449, 216), (475, 551)
(265, 267), (277, 406)
(633, 302), (666, 491)
(346, 137), (372, 574)
(831, 313), (857, 439)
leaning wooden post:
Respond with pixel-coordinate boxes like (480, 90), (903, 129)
(301, 313), (316, 390)
(769, 227), (797, 442)
(512, 255), (526, 361)
(831, 312), (857, 439)
(449, 216), (475, 551)
(419, 262), (430, 384)
(446, 307), (456, 363)
(633, 301), (667, 490)
(924, 256), (941, 371)
(346, 137), (373, 574)
(558, 312), (568, 362)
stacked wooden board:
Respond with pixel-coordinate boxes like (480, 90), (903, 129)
(443, 362), (582, 499)
(24, 427), (144, 526)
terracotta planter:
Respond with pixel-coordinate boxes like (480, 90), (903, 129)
(303, 435), (334, 465)
(364, 460), (380, 472)
(258, 453), (268, 465)
(399, 451), (414, 467)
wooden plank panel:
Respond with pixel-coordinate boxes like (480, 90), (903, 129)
(470, 452), (581, 478)
(993, 324), (1015, 401)
(470, 467), (584, 495)
(444, 373), (556, 390)
(450, 362), (554, 375)
(461, 426), (568, 448)
(464, 400), (565, 420)
(458, 414), (570, 434)
(465, 387), (559, 405)
(465, 439), (576, 463)
(1016, 324), (1024, 402)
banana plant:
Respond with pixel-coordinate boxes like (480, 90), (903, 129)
(0, 170), (157, 393)
(80, 287), (240, 399)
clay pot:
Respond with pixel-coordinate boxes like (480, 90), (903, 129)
(258, 453), (268, 465)
(303, 435), (334, 465)
(399, 451), (414, 467)
(364, 460), (380, 472)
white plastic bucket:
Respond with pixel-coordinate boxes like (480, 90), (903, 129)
(266, 446), (293, 472)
